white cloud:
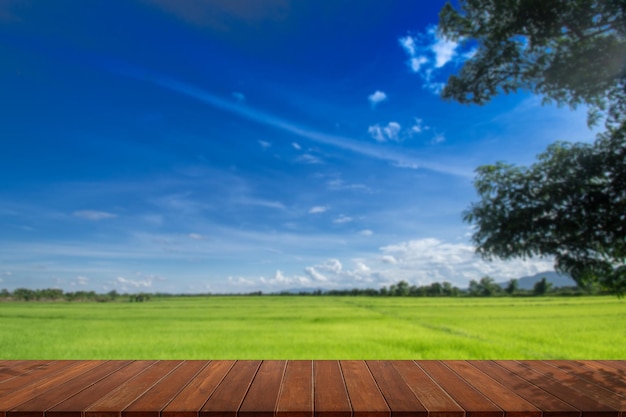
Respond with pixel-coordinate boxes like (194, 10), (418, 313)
(431, 32), (459, 68)
(270, 238), (552, 291)
(309, 206), (328, 214)
(410, 56), (429, 73)
(73, 210), (117, 221)
(368, 90), (387, 107)
(410, 118), (427, 134)
(3, 271), (12, 276)
(258, 140), (271, 149)
(398, 26), (470, 95)
(232, 92), (246, 102)
(368, 122), (401, 142)
(71, 276), (89, 286)
(188, 233), (205, 240)
(398, 36), (416, 56)
(431, 133), (446, 144)
(118, 68), (467, 176)
(292, 142), (302, 150)
(333, 215), (353, 224)
(327, 179), (370, 193)
(116, 276), (153, 288)
(259, 270), (311, 287)
(381, 255), (397, 264)
(304, 266), (328, 282)
(359, 229), (373, 236)
(296, 153), (323, 164)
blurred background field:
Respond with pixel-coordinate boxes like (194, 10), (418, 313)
(1, 296), (624, 359)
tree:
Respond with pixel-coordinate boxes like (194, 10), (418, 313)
(505, 279), (519, 295)
(440, 0), (626, 294)
(469, 276), (501, 296)
(534, 277), (553, 295)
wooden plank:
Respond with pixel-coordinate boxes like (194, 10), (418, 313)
(417, 361), (503, 417)
(276, 361), (313, 417)
(162, 361), (235, 417)
(84, 361), (182, 417)
(469, 361), (581, 417)
(313, 361), (351, 417)
(239, 361), (286, 417)
(47, 361), (158, 417)
(8, 361), (132, 417)
(445, 361), (541, 417)
(340, 360), (390, 417)
(496, 361), (618, 417)
(200, 360), (261, 417)
(596, 362), (626, 374)
(366, 361), (427, 417)
(0, 362), (81, 399)
(516, 361), (626, 413)
(548, 361), (626, 398)
(392, 361), (464, 417)
(123, 361), (208, 417)
(0, 362), (48, 384)
(0, 361), (104, 417)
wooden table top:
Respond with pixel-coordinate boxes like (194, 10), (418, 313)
(0, 361), (624, 417)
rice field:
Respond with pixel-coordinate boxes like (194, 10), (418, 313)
(0, 296), (624, 359)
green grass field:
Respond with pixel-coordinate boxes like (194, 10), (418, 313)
(1, 296), (624, 359)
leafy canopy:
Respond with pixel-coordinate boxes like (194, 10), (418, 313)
(439, 0), (626, 294)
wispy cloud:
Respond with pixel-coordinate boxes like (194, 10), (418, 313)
(73, 210), (117, 220)
(188, 233), (205, 240)
(399, 26), (469, 94)
(368, 122), (401, 142)
(258, 140), (271, 149)
(368, 90), (387, 107)
(333, 215), (352, 224)
(233, 237), (555, 291)
(116, 275), (153, 288)
(108, 63), (470, 177)
(309, 206), (328, 214)
(232, 92), (246, 102)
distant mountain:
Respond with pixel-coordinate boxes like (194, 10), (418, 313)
(499, 271), (577, 290)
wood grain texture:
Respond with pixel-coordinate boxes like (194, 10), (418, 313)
(0, 361), (104, 417)
(84, 361), (181, 417)
(392, 361), (463, 417)
(200, 360), (261, 417)
(123, 361), (208, 417)
(340, 360), (390, 417)
(366, 360), (427, 417)
(47, 361), (157, 417)
(276, 360), (313, 417)
(9, 361), (132, 417)
(162, 360), (234, 417)
(0, 360), (624, 417)
(313, 361), (351, 417)
(469, 361), (580, 417)
(417, 361), (503, 417)
(496, 361), (619, 417)
(445, 361), (541, 417)
(239, 361), (286, 417)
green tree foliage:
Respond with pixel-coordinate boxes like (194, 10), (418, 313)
(505, 279), (519, 295)
(533, 277), (553, 295)
(469, 276), (502, 296)
(440, 0), (626, 294)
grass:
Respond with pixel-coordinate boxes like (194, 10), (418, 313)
(0, 296), (624, 359)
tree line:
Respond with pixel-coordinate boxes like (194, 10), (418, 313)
(0, 288), (151, 302)
(1, 276), (605, 302)
(277, 277), (599, 297)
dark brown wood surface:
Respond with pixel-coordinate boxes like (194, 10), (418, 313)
(0, 361), (625, 417)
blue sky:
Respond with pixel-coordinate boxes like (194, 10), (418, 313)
(1, 1), (594, 293)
